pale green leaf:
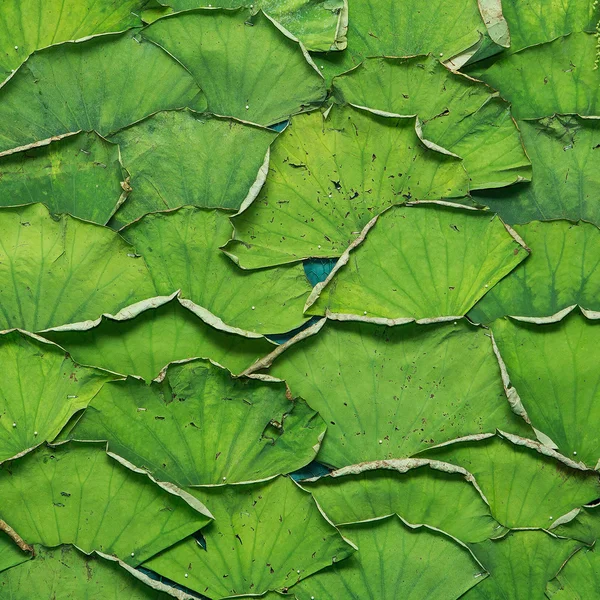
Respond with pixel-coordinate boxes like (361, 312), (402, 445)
(473, 116), (600, 226)
(0, 132), (125, 225)
(0, 31), (206, 156)
(261, 319), (531, 468)
(122, 207), (312, 334)
(44, 296), (274, 381)
(141, 9), (326, 126)
(333, 56), (531, 190)
(108, 111), (277, 228)
(307, 203), (528, 322)
(224, 105), (470, 269)
(143, 476), (354, 599)
(293, 515), (485, 600)
(70, 359), (325, 486)
(422, 433), (600, 529)
(302, 459), (505, 543)
(0, 443), (211, 565)
(0, 203), (156, 332)
(0, 331), (112, 463)
(469, 221), (600, 324)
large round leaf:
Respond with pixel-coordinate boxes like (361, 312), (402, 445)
(141, 9), (326, 126)
(301, 459), (504, 543)
(0, 132), (125, 225)
(143, 476), (354, 599)
(0, 331), (112, 463)
(0, 443), (211, 566)
(258, 319), (531, 468)
(473, 116), (600, 226)
(469, 221), (600, 324)
(474, 33), (600, 119)
(0, 0), (145, 79)
(333, 56), (531, 190)
(108, 111), (277, 228)
(293, 515), (485, 600)
(306, 203), (528, 323)
(423, 433), (600, 529)
(0, 203), (156, 331)
(463, 531), (581, 600)
(44, 295), (274, 381)
(224, 105), (469, 269)
(492, 311), (600, 469)
(0, 31), (205, 156)
(0, 545), (182, 599)
(70, 359), (325, 486)
(122, 207), (313, 334)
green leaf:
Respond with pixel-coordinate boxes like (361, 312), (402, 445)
(293, 515), (486, 600)
(70, 358), (325, 486)
(473, 116), (600, 226)
(257, 319), (531, 468)
(492, 311), (600, 469)
(0, 203), (156, 332)
(122, 207), (312, 334)
(547, 545), (600, 599)
(469, 221), (600, 324)
(0, 330), (112, 463)
(141, 9), (326, 126)
(224, 105), (470, 269)
(0, 132), (125, 225)
(0, 443), (211, 566)
(44, 295), (274, 381)
(0, 533), (30, 574)
(422, 433), (600, 529)
(333, 56), (531, 190)
(552, 504), (600, 546)
(473, 33), (600, 120)
(500, 0), (600, 54)
(0, 0), (145, 79)
(301, 459), (505, 543)
(0, 545), (181, 599)
(463, 531), (580, 600)
(143, 476), (354, 599)
(0, 31), (205, 156)
(306, 203), (528, 322)
(144, 0), (348, 52)
(108, 110), (277, 228)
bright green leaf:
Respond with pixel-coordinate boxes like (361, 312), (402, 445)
(122, 207), (312, 334)
(224, 105), (470, 269)
(44, 296), (274, 381)
(333, 56), (531, 190)
(70, 359), (325, 486)
(143, 476), (354, 599)
(142, 9), (326, 126)
(293, 515), (485, 600)
(306, 203), (528, 322)
(0, 203), (156, 331)
(0, 31), (205, 156)
(108, 110), (277, 228)
(0, 443), (211, 566)
(552, 504), (600, 546)
(547, 545), (600, 599)
(0, 132), (125, 225)
(0, 533), (30, 574)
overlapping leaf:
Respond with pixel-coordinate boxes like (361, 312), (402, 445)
(143, 476), (354, 598)
(224, 105), (470, 269)
(306, 203), (528, 322)
(122, 207), (312, 334)
(142, 9), (326, 126)
(547, 545), (600, 599)
(0, 443), (211, 565)
(0, 203), (156, 331)
(259, 319), (531, 468)
(44, 296), (274, 381)
(108, 111), (277, 228)
(0, 132), (125, 225)
(0, 533), (30, 574)
(70, 359), (325, 486)
(333, 56), (531, 189)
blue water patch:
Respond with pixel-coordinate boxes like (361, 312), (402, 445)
(304, 257), (337, 286)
